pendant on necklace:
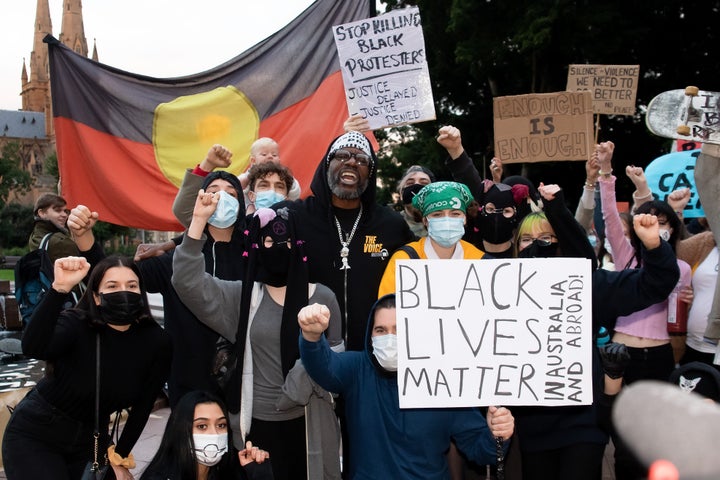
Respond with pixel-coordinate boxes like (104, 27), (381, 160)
(340, 244), (351, 270)
(340, 256), (351, 270)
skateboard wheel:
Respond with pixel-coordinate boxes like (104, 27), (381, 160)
(677, 125), (691, 136)
(685, 86), (699, 96)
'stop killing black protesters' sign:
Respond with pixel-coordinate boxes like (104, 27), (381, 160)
(333, 6), (436, 130)
(396, 258), (593, 408)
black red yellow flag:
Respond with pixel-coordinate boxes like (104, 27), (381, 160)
(47, 0), (371, 230)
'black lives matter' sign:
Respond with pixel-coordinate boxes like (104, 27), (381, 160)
(396, 258), (593, 408)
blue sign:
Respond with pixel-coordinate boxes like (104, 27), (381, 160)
(645, 149), (704, 218)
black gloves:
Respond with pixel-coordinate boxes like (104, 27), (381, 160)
(599, 342), (631, 379)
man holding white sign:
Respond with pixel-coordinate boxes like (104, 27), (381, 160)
(298, 294), (513, 480)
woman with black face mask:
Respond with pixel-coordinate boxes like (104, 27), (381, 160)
(2, 255), (172, 480)
(172, 191), (343, 480)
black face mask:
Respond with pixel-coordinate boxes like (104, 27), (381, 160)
(401, 183), (425, 205)
(518, 240), (559, 258)
(256, 243), (291, 287)
(97, 291), (145, 326)
(477, 214), (517, 244)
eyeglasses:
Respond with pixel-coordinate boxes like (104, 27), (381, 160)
(332, 149), (372, 167)
(482, 205), (516, 218)
(518, 234), (557, 247)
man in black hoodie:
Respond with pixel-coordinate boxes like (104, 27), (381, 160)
(282, 131), (414, 352)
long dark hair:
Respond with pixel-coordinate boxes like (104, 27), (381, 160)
(74, 255), (153, 327)
(140, 391), (242, 480)
(626, 201), (683, 269)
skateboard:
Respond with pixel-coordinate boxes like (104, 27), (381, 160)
(646, 87), (720, 145)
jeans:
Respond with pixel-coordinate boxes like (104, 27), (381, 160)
(2, 389), (98, 480)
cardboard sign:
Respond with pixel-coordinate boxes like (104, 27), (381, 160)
(493, 91), (594, 164)
(566, 64), (640, 115)
(395, 258), (593, 408)
(645, 149), (705, 218)
(333, 7), (436, 129)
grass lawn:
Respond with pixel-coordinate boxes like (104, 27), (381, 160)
(0, 269), (14, 281)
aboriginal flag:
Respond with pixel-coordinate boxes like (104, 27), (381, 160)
(47, 0), (371, 231)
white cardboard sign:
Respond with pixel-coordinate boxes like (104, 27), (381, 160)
(333, 7), (436, 129)
(395, 258), (593, 408)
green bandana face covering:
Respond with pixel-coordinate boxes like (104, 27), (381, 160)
(412, 181), (473, 217)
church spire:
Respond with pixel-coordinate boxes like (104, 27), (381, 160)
(59, 0), (88, 57)
(92, 38), (99, 62)
(29, 0), (52, 83)
(21, 58), (28, 85)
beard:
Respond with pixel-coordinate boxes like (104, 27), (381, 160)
(327, 169), (368, 200)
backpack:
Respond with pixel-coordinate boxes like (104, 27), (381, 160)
(14, 233), (78, 327)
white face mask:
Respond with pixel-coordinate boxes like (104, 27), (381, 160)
(192, 433), (228, 466)
(604, 238), (613, 256)
(372, 334), (398, 371)
(659, 228), (671, 242)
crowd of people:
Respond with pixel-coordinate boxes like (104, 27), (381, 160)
(2, 118), (719, 480)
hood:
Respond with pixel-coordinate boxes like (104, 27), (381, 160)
(364, 293), (397, 378)
(200, 171), (246, 231)
(309, 132), (379, 213)
(201, 170), (246, 213)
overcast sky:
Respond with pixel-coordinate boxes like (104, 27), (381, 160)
(0, 0), (323, 111)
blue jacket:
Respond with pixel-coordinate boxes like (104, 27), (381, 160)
(299, 295), (505, 479)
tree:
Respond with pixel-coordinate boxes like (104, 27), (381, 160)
(0, 142), (32, 211)
(0, 203), (34, 250)
(44, 151), (59, 184)
(375, 0), (720, 207)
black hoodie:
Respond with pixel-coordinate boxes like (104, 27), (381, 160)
(281, 135), (413, 350)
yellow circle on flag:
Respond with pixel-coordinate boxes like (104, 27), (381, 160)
(153, 86), (259, 186)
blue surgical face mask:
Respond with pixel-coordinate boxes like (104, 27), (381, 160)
(427, 216), (465, 248)
(253, 189), (286, 210)
(208, 190), (239, 229)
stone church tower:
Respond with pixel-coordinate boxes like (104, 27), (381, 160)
(20, 0), (91, 140)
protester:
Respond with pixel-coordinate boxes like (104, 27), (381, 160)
(395, 164), (435, 237)
(140, 390), (272, 480)
(298, 294), (514, 479)
(676, 227), (719, 371)
(2, 255), (172, 480)
(280, 131), (414, 351)
(378, 181), (484, 296)
(512, 182), (680, 480)
(377, 180), (499, 478)
(245, 161), (294, 215)
(597, 141), (691, 383)
(172, 194), (343, 480)
(28, 193), (78, 260)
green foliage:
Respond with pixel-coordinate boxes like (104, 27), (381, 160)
(0, 142), (33, 211)
(0, 203), (34, 250)
(92, 220), (136, 255)
(376, 0), (720, 206)
(44, 151), (59, 182)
